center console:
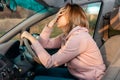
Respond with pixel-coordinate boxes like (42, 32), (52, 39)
(0, 54), (14, 80)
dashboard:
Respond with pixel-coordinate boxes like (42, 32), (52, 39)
(0, 41), (34, 80)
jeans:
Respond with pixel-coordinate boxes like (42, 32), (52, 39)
(34, 65), (77, 80)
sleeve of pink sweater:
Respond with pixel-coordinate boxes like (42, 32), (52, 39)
(38, 25), (62, 49)
(32, 31), (88, 68)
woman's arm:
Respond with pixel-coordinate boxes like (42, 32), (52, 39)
(37, 8), (65, 48)
(32, 32), (88, 68)
(21, 8), (65, 49)
(38, 25), (62, 48)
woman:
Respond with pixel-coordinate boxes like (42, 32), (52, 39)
(21, 3), (106, 80)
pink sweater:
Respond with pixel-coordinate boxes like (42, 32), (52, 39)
(32, 26), (106, 80)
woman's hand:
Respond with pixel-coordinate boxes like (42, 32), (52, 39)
(21, 31), (37, 43)
(21, 31), (31, 39)
(47, 7), (65, 28)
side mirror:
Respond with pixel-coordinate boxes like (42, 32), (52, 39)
(0, 2), (4, 11)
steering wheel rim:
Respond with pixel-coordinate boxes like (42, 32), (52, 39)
(23, 38), (37, 57)
(23, 38), (41, 64)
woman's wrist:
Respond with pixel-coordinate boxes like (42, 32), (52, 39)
(47, 19), (56, 28)
(46, 23), (52, 28)
(30, 37), (38, 44)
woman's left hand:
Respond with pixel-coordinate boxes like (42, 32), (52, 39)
(47, 7), (65, 28)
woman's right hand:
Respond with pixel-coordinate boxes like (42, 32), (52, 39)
(47, 7), (65, 28)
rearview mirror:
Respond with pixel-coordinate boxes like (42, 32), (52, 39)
(0, 2), (4, 11)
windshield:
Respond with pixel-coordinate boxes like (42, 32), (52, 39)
(0, 0), (50, 37)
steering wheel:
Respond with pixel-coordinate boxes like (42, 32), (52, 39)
(23, 38), (41, 64)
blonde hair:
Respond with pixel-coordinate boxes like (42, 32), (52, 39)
(63, 3), (89, 34)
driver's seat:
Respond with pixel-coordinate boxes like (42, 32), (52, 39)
(100, 35), (120, 67)
(100, 35), (120, 80)
(100, 6), (120, 79)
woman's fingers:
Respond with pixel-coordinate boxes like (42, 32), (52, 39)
(59, 7), (65, 13)
(57, 7), (65, 16)
(48, 7), (65, 26)
(21, 31), (29, 39)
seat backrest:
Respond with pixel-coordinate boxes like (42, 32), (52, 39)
(100, 35), (120, 67)
(100, 35), (120, 80)
(101, 49), (120, 80)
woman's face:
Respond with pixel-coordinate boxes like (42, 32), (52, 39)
(56, 14), (68, 28)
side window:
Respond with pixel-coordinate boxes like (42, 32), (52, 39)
(82, 2), (101, 36)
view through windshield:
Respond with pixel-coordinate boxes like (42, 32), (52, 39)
(0, 0), (49, 37)
(0, 7), (35, 37)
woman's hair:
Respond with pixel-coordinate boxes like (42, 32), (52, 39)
(63, 3), (89, 34)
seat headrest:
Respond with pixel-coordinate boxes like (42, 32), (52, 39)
(110, 8), (120, 30)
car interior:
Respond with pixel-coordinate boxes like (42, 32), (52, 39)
(0, 0), (120, 80)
